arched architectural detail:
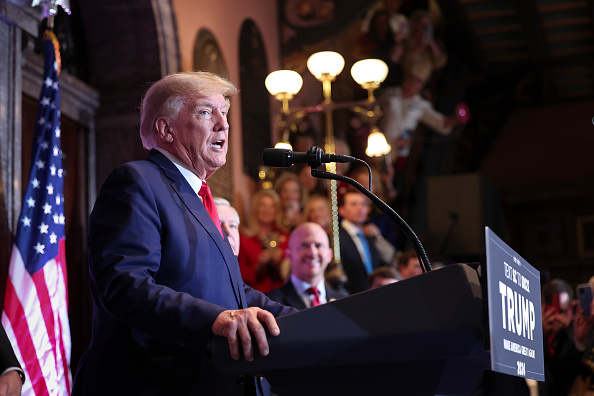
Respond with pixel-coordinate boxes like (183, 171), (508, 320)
(193, 28), (233, 202)
(150, 0), (182, 75)
(238, 19), (270, 181)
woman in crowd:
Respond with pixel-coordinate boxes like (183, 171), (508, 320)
(302, 194), (333, 235)
(274, 172), (308, 231)
(238, 189), (290, 293)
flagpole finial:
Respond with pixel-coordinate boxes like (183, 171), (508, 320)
(31, 0), (71, 29)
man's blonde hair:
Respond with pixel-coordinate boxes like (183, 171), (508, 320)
(139, 71), (239, 149)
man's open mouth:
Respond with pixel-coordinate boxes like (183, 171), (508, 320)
(211, 139), (225, 149)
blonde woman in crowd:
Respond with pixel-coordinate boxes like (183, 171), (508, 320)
(238, 189), (290, 294)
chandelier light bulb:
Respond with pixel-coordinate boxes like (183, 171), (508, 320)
(307, 51), (345, 81)
(366, 128), (391, 157)
(351, 59), (389, 87)
(265, 70), (303, 97)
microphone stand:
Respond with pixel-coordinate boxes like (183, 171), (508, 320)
(311, 169), (433, 274)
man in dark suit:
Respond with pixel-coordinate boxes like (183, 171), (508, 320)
(267, 223), (348, 310)
(72, 72), (297, 396)
(0, 323), (24, 395)
(338, 191), (385, 294)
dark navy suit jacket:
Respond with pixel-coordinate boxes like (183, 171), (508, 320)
(266, 281), (348, 310)
(339, 225), (383, 294)
(0, 324), (22, 382)
(73, 150), (295, 396)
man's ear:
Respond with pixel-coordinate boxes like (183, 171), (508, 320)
(155, 117), (174, 143)
(323, 247), (333, 265)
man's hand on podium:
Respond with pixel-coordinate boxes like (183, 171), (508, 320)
(212, 307), (281, 362)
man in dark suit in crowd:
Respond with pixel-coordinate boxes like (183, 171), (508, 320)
(338, 191), (384, 294)
(267, 222), (348, 310)
(72, 72), (297, 396)
(0, 323), (24, 395)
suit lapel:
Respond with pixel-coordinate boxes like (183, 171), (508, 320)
(284, 283), (308, 310)
(147, 150), (244, 308)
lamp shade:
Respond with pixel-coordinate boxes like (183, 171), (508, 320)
(307, 51), (345, 80)
(265, 70), (303, 96)
(351, 59), (389, 86)
(365, 128), (391, 157)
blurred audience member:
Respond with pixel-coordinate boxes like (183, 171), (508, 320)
(334, 138), (353, 176)
(360, 0), (409, 39)
(297, 164), (327, 197)
(400, 9), (447, 73)
(380, 60), (456, 165)
(267, 222), (348, 310)
(396, 249), (422, 279)
(275, 172), (307, 230)
(338, 191), (387, 294)
(369, 266), (400, 289)
(539, 279), (594, 396)
(213, 197), (240, 255)
(343, 166), (399, 263)
(353, 9), (405, 88)
(379, 60), (456, 196)
(302, 194), (333, 235)
(238, 189), (289, 294)
(291, 131), (316, 153)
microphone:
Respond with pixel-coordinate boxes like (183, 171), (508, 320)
(262, 146), (355, 168)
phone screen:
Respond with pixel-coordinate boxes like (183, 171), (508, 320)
(578, 284), (593, 317)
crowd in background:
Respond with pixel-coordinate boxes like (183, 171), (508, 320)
(237, 0), (453, 295)
(228, 1), (594, 395)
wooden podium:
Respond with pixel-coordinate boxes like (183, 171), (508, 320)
(212, 264), (491, 395)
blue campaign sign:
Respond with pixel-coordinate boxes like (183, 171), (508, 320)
(485, 227), (545, 381)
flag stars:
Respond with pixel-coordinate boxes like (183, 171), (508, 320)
(52, 81), (58, 90)
(32, 178), (40, 188)
(38, 117), (46, 126)
(27, 197), (36, 208)
(43, 203), (52, 214)
(39, 223), (49, 234)
(34, 242), (45, 254)
(41, 97), (50, 107)
(55, 195), (61, 205)
(50, 165), (56, 175)
(55, 127), (61, 138)
(41, 141), (49, 150)
(49, 233), (58, 244)
(53, 146), (59, 157)
(44, 77), (53, 87)
(58, 169), (63, 178)
(53, 213), (65, 225)
(21, 216), (31, 227)
(47, 184), (54, 195)
(36, 160), (45, 169)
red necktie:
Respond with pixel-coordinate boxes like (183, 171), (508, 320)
(198, 182), (223, 237)
(306, 287), (322, 307)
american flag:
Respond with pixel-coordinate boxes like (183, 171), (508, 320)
(2, 31), (72, 395)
